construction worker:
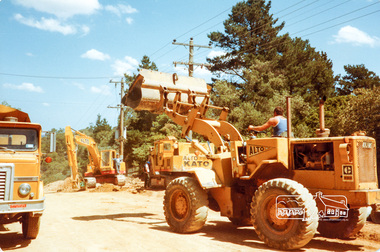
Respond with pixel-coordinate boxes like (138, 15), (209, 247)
(113, 154), (122, 174)
(144, 161), (151, 188)
(248, 106), (287, 137)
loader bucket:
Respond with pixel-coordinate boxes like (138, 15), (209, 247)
(122, 69), (209, 114)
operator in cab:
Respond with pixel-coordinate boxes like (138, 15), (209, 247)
(248, 106), (287, 137)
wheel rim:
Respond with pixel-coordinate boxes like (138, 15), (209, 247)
(171, 189), (189, 221)
(263, 196), (295, 233)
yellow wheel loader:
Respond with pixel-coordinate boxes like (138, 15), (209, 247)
(122, 70), (380, 250)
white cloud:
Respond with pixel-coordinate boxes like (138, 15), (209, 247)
(333, 25), (380, 47)
(13, 0), (101, 19)
(26, 52), (34, 57)
(73, 82), (85, 90)
(90, 85), (112, 96)
(118, 4), (138, 14)
(3, 83), (44, 93)
(208, 50), (226, 58)
(81, 49), (110, 61)
(81, 25), (90, 36)
(14, 14), (77, 35)
(112, 56), (139, 76)
(173, 66), (211, 79)
(126, 17), (134, 25)
(105, 4), (138, 16)
(42, 103), (50, 107)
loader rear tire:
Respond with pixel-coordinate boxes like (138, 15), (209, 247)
(251, 179), (318, 250)
(164, 177), (208, 233)
(318, 207), (367, 239)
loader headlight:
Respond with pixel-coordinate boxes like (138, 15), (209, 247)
(18, 183), (31, 196)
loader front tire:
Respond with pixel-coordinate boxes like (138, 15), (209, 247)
(164, 177), (208, 233)
(251, 179), (318, 250)
(318, 207), (367, 239)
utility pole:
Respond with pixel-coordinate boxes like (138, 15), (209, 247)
(173, 37), (212, 77)
(108, 78), (126, 160)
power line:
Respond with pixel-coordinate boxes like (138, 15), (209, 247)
(0, 72), (117, 80)
(299, 9), (380, 37)
(149, 6), (231, 61)
(285, 0), (351, 28)
(292, 1), (380, 35)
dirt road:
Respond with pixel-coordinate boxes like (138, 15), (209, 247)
(1, 184), (380, 252)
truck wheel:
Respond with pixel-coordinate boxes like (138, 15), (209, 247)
(318, 207), (367, 238)
(22, 213), (41, 239)
(370, 209), (380, 224)
(251, 179), (318, 250)
(163, 177), (208, 233)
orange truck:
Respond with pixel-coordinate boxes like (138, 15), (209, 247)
(0, 105), (53, 239)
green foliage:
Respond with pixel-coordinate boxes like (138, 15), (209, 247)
(89, 114), (116, 149)
(337, 87), (380, 138)
(336, 64), (380, 95)
(208, 0), (287, 78)
(208, 0), (335, 109)
(277, 37), (335, 105)
(138, 55), (158, 71)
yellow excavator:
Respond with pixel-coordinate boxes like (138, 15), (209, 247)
(65, 126), (126, 189)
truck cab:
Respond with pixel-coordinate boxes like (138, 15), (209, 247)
(0, 105), (50, 239)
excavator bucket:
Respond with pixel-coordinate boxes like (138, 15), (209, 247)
(122, 69), (209, 114)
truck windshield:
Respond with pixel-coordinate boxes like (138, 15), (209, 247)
(0, 128), (38, 151)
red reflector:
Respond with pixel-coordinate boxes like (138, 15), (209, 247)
(10, 204), (27, 209)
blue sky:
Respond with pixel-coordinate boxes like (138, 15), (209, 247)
(1, 0), (379, 131)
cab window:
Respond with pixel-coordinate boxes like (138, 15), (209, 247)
(0, 128), (38, 151)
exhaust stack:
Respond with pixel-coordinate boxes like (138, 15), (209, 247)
(316, 96), (330, 137)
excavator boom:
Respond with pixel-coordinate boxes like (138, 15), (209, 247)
(65, 126), (127, 188)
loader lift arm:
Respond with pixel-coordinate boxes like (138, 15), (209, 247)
(122, 69), (243, 153)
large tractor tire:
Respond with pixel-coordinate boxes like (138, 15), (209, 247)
(251, 179), (318, 250)
(163, 177), (208, 233)
(22, 213), (41, 239)
(318, 207), (367, 239)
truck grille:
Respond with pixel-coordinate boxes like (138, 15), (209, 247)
(0, 164), (14, 201)
(0, 171), (5, 200)
(357, 140), (376, 183)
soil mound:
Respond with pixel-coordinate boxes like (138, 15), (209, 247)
(44, 176), (144, 193)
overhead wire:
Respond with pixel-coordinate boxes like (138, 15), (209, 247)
(292, 1), (380, 35)
(285, 0), (351, 28)
(0, 72), (116, 80)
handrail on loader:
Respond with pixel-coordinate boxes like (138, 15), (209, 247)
(122, 69), (243, 153)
